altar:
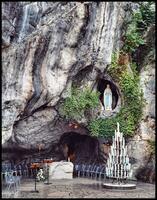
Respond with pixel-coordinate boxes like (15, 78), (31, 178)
(48, 161), (74, 180)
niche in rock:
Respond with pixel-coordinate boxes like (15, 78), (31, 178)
(58, 132), (105, 164)
(97, 78), (121, 115)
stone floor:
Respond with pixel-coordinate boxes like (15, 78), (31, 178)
(2, 177), (155, 198)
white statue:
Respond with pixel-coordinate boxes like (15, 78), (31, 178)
(103, 84), (112, 111)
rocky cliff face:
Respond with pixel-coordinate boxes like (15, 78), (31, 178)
(127, 25), (155, 183)
(2, 2), (128, 147)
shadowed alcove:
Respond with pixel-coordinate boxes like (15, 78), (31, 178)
(58, 132), (105, 164)
(97, 79), (119, 110)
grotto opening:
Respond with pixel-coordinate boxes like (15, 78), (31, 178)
(58, 131), (106, 164)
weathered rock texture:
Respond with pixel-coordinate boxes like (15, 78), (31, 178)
(127, 25), (155, 183)
(2, 1), (127, 147)
(49, 161), (74, 180)
(2, 2), (155, 182)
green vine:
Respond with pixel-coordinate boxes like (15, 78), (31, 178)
(60, 87), (100, 121)
(136, 2), (155, 33)
(122, 2), (155, 54)
(89, 53), (144, 138)
(89, 107), (135, 138)
(122, 12), (145, 53)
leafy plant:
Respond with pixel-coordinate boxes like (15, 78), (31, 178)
(108, 52), (127, 82)
(122, 18), (145, 53)
(122, 4), (150, 54)
(122, 2), (155, 54)
(136, 2), (155, 33)
(60, 87), (100, 121)
(36, 169), (46, 181)
(122, 30), (145, 53)
(89, 106), (136, 138)
(89, 59), (144, 138)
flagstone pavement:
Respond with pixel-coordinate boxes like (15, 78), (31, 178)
(2, 177), (155, 198)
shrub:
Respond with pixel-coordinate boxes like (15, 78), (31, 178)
(89, 59), (144, 138)
(89, 107), (136, 138)
(60, 87), (100, 121)
(136, 2), (155, 32)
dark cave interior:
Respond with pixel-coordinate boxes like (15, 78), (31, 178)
(58, 132), (104, 164)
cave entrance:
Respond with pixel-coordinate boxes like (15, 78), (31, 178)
(58, 132), (104, 164)
(97, 79), (119, 110)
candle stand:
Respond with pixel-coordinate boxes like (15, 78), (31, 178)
(30, 163), (40, 193)
(43, 159), (53, 185)
(103, 122), (136, 189)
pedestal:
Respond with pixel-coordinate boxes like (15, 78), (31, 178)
(30, 168), (39, 193)
(102, 183), (136, 189)
(43, 159), (53, 185)
(44, 165), (52, 185)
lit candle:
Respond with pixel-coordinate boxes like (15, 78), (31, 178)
(119, 132), (121, 143)
(121, 132), (123, 140)
(117, 131), (120, 139)
(110, 168), (113, 177)
(115, 130), (117, 141)
(113, 140), (115, 149)
(109, 154), (111, 162)
(125, 171), (127, 179)
(123, 155), (125, 163)
(121, 165), (123, 178)
(123, 164), (126, 171)
(129, 169), (133, 178)
(115, 164), (117, 177)
(126, 155), (129, 164)
(106, 167), (108, 176)
(117, 164), (119, 178)
(114, 148), (116, 157)
(122, 137), (125, 148)
(111, 146), (114, 155)
(123, 166), (126, 179)
(119, 135), (121, 151)
(106, 166), (108, 172)
(127, 163), (131, 170)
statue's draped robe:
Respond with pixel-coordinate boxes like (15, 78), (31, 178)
(103, 87), (112, 110)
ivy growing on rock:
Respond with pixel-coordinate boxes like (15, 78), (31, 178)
(89, 59), (144, 138)
(60, 87), (100, 121)
(122, 2), (155, 54)
(135, 2), (155, 33)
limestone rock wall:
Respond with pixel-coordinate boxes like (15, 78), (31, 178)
(2, 2), (128, 147)
(127, 25), (155, 183)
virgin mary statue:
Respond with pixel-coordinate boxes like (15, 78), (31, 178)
(103, 84), (112, 111)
